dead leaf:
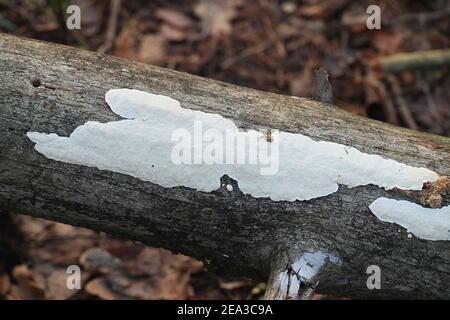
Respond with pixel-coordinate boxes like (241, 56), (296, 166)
(337, 101), (367, 116)
(85, 276), (123, 300)
(341, 11), (368, 31)
(155, 8), (194, 29)
(299, 5), (326, 18)
(115, 19), (138, 59)
(281, 2), (297, 14)
(160, 23), (189, 41)
(194, 0), (240, 37)
(373, 32), (403, 55)
(124, 247), (163, 277)
(9, 264), (46, 300)
(17, 215), (96, 266)
(80, 248), (121, 273)
(137, 35), (166, 65)
(277, 22), (299, 39)
(289, 60), (316, 97)
(123, 273), (190, 300)
(122, 248), (203, 300)
(0, 273), (11, 296)
(46, 268), (78, 300)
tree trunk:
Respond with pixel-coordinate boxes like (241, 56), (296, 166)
(0, 33), (449, 299)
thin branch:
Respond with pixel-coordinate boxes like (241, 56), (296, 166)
(387, 75), (418, 130)
(378, 49), (450, 73)
(98, 0), (121, 54)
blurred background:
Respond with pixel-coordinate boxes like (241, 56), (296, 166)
(0, 0), (449, 299)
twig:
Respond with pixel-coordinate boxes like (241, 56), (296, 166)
(365, 73), (399, 125)
(377, 49), (450, 73)
(416, 71), (441, 126)
(387, 75), (418, 130)
(221, 40), (272, 69)
(98, 0), (121, 54)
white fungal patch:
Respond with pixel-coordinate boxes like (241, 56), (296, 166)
(27, 88), (438, 201)
(278, 251), (340, 297)
(369, 197), (450, 241)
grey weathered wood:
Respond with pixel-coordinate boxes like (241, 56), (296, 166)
(0, 33), (449, 299)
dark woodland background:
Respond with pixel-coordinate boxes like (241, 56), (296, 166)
(0, 0), (449, 299)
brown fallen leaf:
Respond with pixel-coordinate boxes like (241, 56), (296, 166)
(17, 215), (97, 266)
(341, 11), (368, 31)
(137, 35), (166, 65)
(194, 0), (241, 37)
(115, 19), (138, 59)
(373, 32), (403, 55)
(85, 276), (125, 300)
(0, 273), (11, 297)
(289, 60), (316, 98)
(299, 5), (326, 18)
(8, 264), (46, 300)
(337, 100), (367, 117)
(124, 247), (164, 277)
(123, 272), (191, 300)
(155, 8), (194, 29)
(160, 23), (189, 41)
(281, 2), (297, 14)
(122, 248), (203, 299)
(46, 268), (79, 300)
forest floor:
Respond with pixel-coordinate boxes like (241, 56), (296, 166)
(0, 0), (449, 299)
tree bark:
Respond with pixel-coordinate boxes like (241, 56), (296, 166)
(0, 33), (449, 299)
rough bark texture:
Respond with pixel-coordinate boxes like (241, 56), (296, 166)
(0, 33), (449, 299)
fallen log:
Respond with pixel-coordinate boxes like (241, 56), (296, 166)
(0, 33), (449, 299)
